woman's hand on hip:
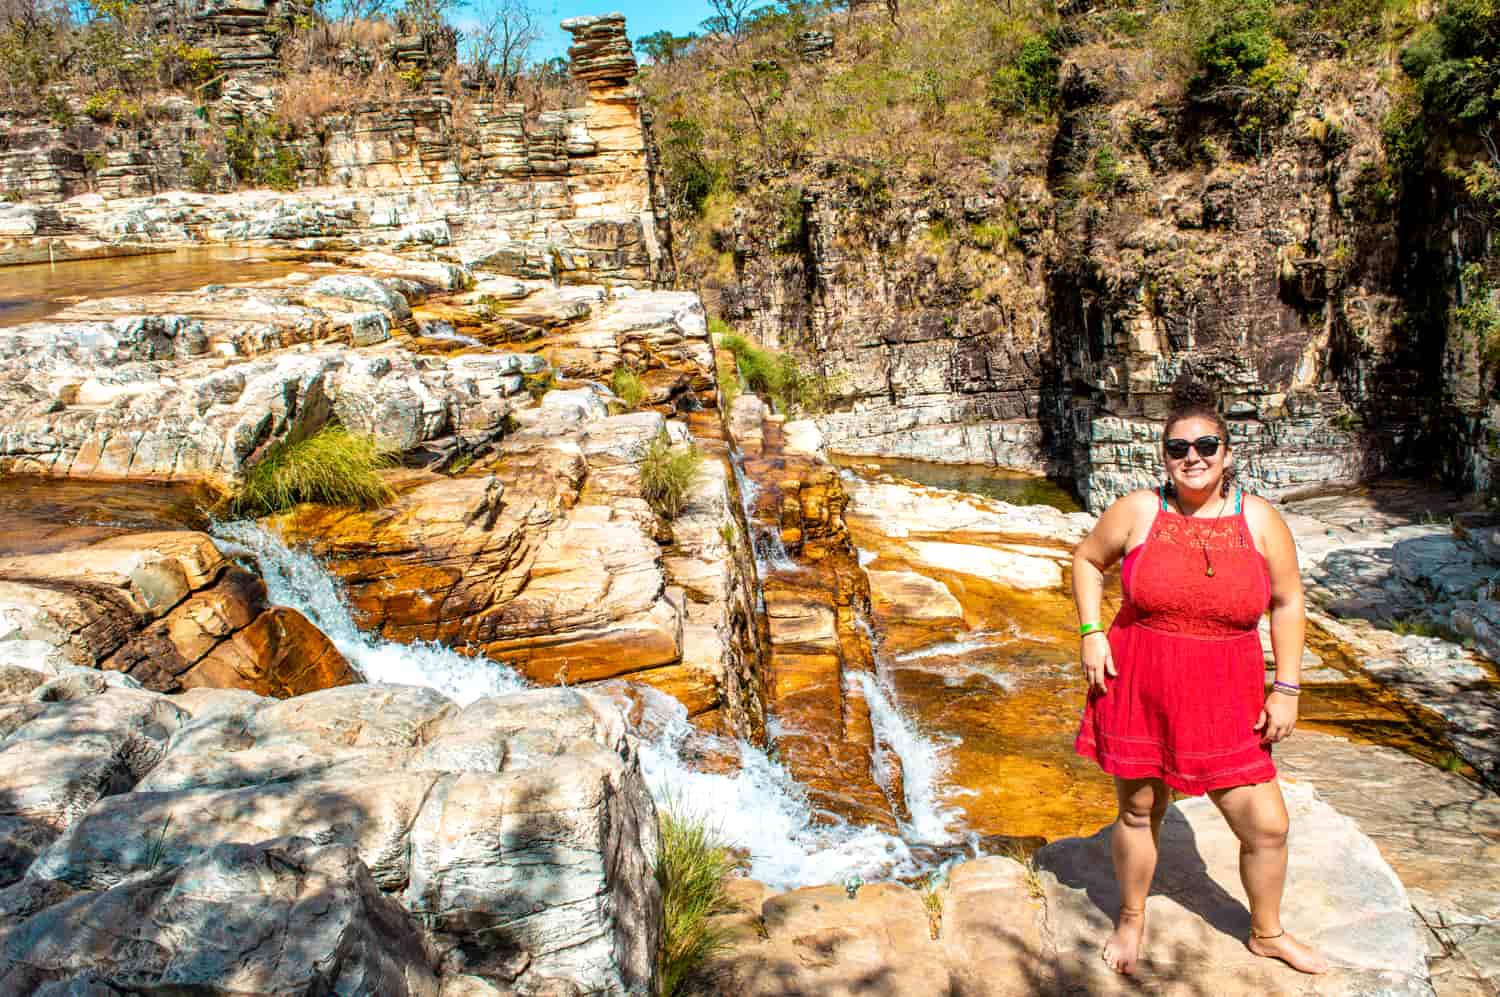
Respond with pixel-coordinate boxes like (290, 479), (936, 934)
(1082, 632), (1115, 694)
(1255, 691), (1299, 743)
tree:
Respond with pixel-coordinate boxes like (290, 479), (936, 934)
(701, 0), (761, 42)
(636, 29), (696, 65)
(464, 0), (538, 95)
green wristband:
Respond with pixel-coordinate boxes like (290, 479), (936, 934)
(1079, 622), (1104, 637)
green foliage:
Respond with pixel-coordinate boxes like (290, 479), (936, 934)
(638, 432), (704, 520)
(968, 220), (1014, 251)
(82, 88), (142, 124)
(184, 147), (217, 191)
(989, 33), (1060, 116)
(524, 369), (556, 399)
(1182, 0), (1304, 153)
(719, 333), (840, 415)
(150, 37), (219, 88)
(708, 315), (735, 340)
(226, 118), (301, 191)
(44, 94), (74, 127)
(637, 29), (698, 65)
(656, 805), (737, 997)
(661, 118), (721, 215)
(772, 184), (806, 252)
(231, 426), (396, 516)
(611, 367), (646, 409)
(1401, 0), (1500, 127)
(1457, 263), (1500, 365)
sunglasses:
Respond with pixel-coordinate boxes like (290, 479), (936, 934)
(1164, 435), (1222, 459)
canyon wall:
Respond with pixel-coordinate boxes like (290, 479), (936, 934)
(691, 15), (1497, 511)
(0, 14), (673, 286)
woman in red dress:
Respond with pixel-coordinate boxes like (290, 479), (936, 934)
(1071, 380), (1328, 976)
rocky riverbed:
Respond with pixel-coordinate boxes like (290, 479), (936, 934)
(0, 199), (1494, 995)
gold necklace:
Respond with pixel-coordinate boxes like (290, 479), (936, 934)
(1174, 493), (1229, 577)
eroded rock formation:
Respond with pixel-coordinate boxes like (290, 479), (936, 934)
(0, 676), (661, 995)
(0, 531), (353, 696)
(0, 17), (673, 285)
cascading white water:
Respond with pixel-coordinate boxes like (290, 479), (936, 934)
(849, 671), (962, 845)
(210, 519), (929, 890)
(213, 521), (527, 705)
(730, 452), (796, 574)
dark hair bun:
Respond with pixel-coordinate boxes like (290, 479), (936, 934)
(1169, 376), (1218, 412)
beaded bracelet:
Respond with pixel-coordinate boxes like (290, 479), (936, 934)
(1271, 680), (1301, 697)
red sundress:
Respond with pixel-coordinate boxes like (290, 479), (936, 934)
(1075, 488), (1277, 795)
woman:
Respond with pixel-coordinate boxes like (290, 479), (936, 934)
(1071, 380), (1328, 976)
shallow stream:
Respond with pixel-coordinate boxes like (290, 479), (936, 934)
(0, 247), (308, 327)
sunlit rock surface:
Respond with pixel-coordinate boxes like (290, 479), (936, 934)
(0, 531), (353, 696)
(0, 676), (660, 995)
(695, 782), (1430, 996)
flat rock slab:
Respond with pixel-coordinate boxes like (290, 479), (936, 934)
(1279, 733), (1500, 997)
(1038, 781), (1432, 995)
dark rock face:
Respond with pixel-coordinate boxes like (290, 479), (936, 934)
(699, 45), (1488, 510)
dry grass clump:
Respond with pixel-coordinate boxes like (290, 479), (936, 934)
(232, 425), (396, 516)
(637, 431), (703, 520)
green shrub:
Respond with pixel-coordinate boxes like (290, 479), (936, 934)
(1183, 0), (1303, 152)
(719, 333), (840, 415)
(226, 118), (302, 191)
(968, 220), (1015, 251)
(989, 33), (1060, 116)
(232, 426), (396, 516)
(1402, 0), (1500, 126)
(1458, 263), (1500, 364)
(611, 366), (646, 409)
(717, 366), (741, 411)
(638, 431), (703, 520)
(656, 805), (736, 996)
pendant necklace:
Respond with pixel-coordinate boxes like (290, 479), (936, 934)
(1175, 492), (1228, 577)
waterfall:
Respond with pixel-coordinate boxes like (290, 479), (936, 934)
(849, 671), (961, 845)
(212, 521), (527, 705)
(210, 519), (928, 890)
(730, 452), (796, 574)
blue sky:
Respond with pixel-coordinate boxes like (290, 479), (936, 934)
(532, 2), (718, 60)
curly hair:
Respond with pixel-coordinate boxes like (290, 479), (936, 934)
(1162, 377), (1236, 496)
(1164, 376), (1229, 443)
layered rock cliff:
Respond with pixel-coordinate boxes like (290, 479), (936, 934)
(0, 15), (673, 285)
(652, 1), (1499, 510)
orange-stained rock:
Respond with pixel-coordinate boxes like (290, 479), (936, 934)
(0, 530), (353, 697)
(624, 661), (718, 716)
(183, 607), (357, 697)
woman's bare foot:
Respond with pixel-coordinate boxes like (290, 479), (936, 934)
(1248, 930), (1329, 974)
(1102, 907), (1146, 974)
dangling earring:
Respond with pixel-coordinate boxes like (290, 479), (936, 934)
(1164, 479), (1177, 498)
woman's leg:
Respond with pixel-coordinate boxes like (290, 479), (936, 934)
(1103, 776), (1169, 974)
(1209, 781), (1328, 974)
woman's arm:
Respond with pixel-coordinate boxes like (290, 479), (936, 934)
(1072, 490), (1150, 693)
(1248, 496), (1305, 742)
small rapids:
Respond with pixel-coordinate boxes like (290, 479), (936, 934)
(211, 520), (951, 890)
(849, 670), (962, 844)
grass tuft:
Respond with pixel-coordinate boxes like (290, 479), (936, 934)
(638, 431), (704, 520)
(718, 332), (839, 416)
(612, 366), (646, 409)
(232, 425), (395, 516)
(657, 805), (737, 997)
